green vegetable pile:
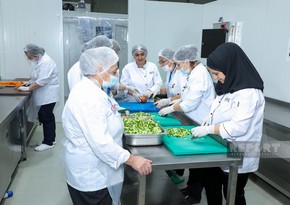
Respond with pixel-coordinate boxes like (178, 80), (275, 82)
(123, 117), (163, 134)
(166, 128), (191, 138)
(129, 112), (150, 117)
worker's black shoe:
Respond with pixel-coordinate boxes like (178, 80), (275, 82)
(180, 187), (201, 204)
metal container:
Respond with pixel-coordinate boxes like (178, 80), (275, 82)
(123, 132), (164, 146)
(123, 116), (165, 146)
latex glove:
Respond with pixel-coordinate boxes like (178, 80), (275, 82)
(154, 98), (171, 109)
(191, 125), (215, 137)
(22, 80), (32, 86)
(133, 91), (142, 102)
(117, 106), (130, 116)
(116, 105), (125, 111)
(143, 90), (153, 98)
(18, 86), (30, 92)
(158, 105), (174, 116)
(201, 115), (211, 126)
(169, 98), (181, 105)
(126, 85), (139, 93)
(152, 89), (160, 98)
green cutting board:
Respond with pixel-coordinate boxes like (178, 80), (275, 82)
(150, 112), (182, 126)
(162, 125), (228, 156)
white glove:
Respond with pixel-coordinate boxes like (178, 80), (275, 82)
(152, 89), (160, 98)
(154, 98), (171, 108)
(169, 98), (181, 105)
(133, 91), (141, 102)
(191, 125), (215, 137)
(143, 90), (153, 98)
(126, 85), (139, 93)
(201, 115), (211, 126)
(18, 86), (30, 91)
(158, 105), (174, 116)
(117, 105), (125, 111)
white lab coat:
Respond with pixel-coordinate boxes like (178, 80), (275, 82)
(67, 61), (83, 91)
(165, 69), (187, 98)
(179, 63), (215, 124)
(120, 61), (162, 102)
(210, 88), (265, 173)
(28, 53), (60, 121)
(62, 77), (130, 205)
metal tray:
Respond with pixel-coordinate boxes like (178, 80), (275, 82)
(124, 122), (166, 146)
(124, 132), (164, 146)
(123, 118), (165, 146)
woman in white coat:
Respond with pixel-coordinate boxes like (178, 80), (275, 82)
(192, 42), (265, 205)
(120, 44), (163, 102)
(158, 45), (215, 125)
(157, 45), (218, 204)
(67, 35), (113, 91)
(18, 44), (60, 152)
(157, 48), (187, 98)
(62, 47), (152, 205)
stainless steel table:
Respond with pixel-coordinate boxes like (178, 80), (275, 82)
(124, 112), (243, 205)
(0, 95), (27, 201)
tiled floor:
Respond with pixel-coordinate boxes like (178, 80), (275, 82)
(2, 123), (290, 205)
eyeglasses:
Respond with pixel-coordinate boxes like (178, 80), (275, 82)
(158, 60), (167, 65)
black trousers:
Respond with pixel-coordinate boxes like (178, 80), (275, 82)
(67, 184), (112, 205)
(222, 172), (249, 205)
(187, 167), (223, 205)
(38, 102), (56, 146)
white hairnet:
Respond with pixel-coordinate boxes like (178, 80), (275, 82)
(79, 47), (119, 76)
(173, 45), (199, 62)
(110, 39), (121, 54)
(81, 35), (112, 52)
(24, 44), (45, 56)
(158, 48), (175, 62)
(132, 44), (148, 55)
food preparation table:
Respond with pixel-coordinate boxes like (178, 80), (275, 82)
(123, 112), (243, 205)
(0, 81), (34, 160)
(0, 86), (30, 96)
(0, 96), (27, 201)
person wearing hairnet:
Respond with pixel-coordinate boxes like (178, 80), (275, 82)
(157, 45), (217, 204)
(67, 35), (137, 98)
(120, 44), (163, 102)
(156, 48), (188, 184)
(191, 42), (265, 205)
(62, 47), (152, 205)
(67, 35), (112, 91)
(155, 48), (187, 107)
(110, 39), (121, 55)
(18, 44), (60, 151)
(158, 45), (215, 124)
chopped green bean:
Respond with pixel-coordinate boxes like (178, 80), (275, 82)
(166, 128), (191, 138)
(123, 117), (163, 134)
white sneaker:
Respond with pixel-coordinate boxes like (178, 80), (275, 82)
(36, 141), (56, 146)
(34, 144), (54, 152)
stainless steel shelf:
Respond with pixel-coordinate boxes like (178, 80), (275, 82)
(254, 119), (290, 198)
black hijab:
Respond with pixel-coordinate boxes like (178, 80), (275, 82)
(207, 42), (264, 96)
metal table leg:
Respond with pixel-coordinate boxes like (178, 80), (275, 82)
(137, 175), (146, 205)
(226, 164), (239, 205)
